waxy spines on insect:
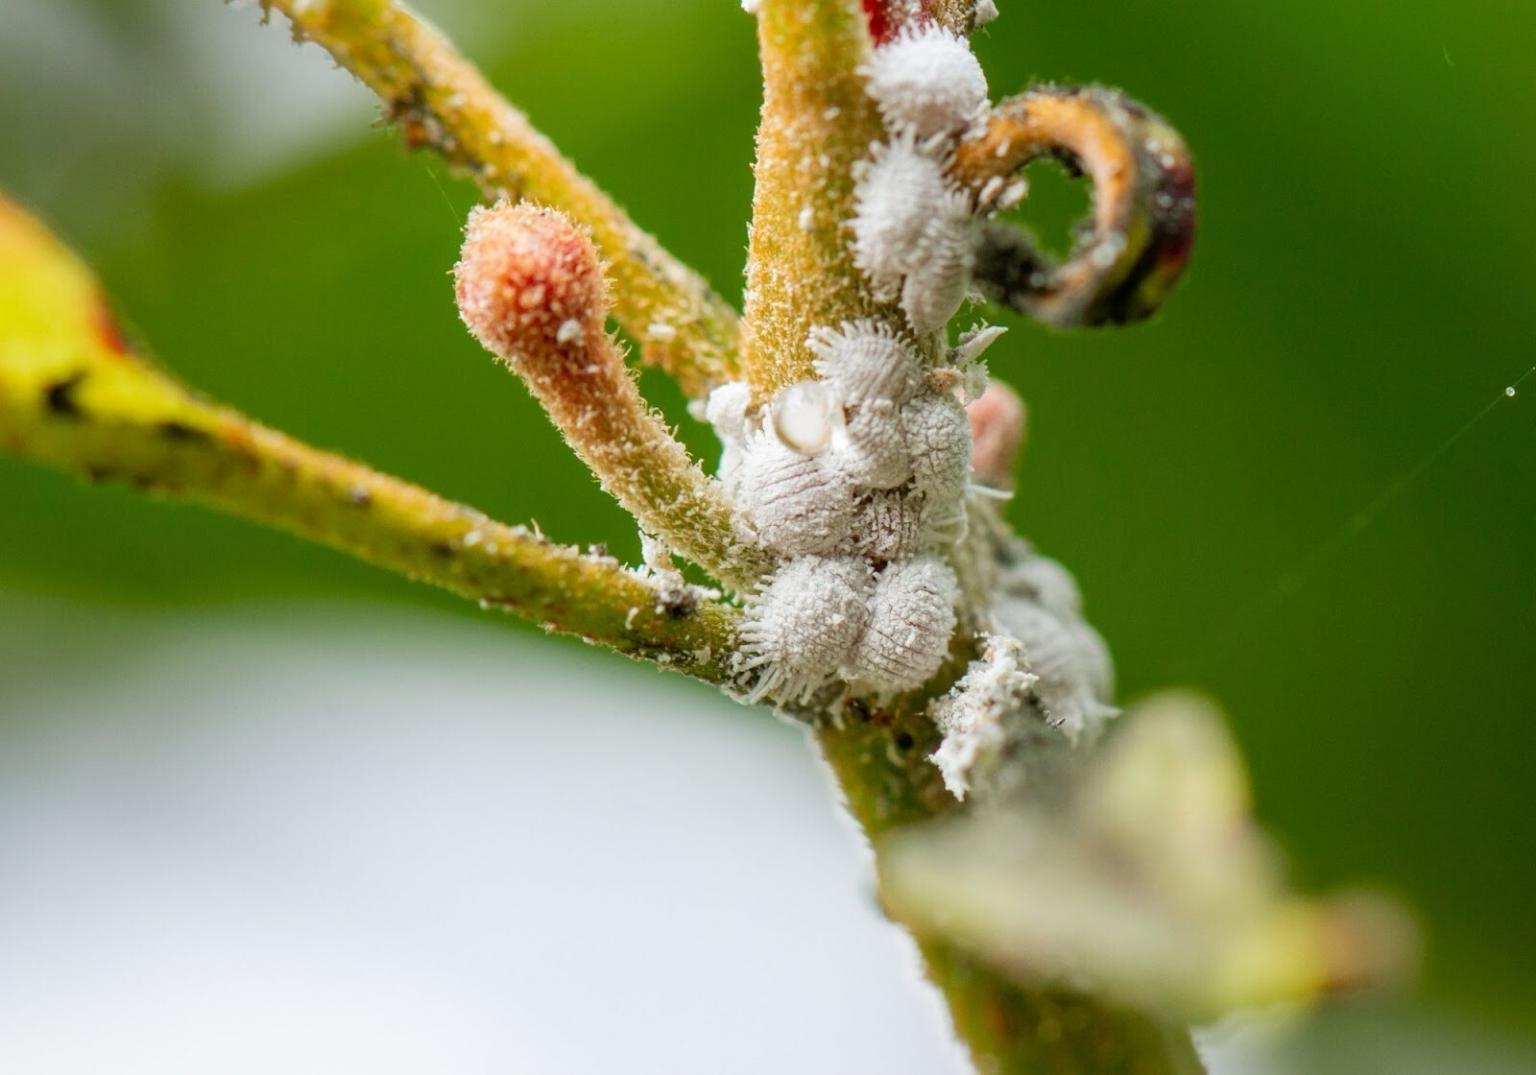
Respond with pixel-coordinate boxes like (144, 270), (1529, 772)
(850, 138), (975, 337)
(739, 555), (873, 704)
(861, 24), (988, 142)
(719, 15), (1010, 705)
(850, 19), (993, 338)
(714, 318), (971, 702)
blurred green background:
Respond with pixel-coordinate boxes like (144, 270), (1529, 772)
(2, 0), (1532, 1055)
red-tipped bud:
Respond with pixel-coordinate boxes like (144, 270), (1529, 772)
(454, 201), (606, 367)
(862, 0), (933, 45)
(966, 380), (1026, 489)
(452, 200), (764, 589)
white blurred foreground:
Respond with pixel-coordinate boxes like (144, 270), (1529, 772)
(0, 595), (1530, 1075)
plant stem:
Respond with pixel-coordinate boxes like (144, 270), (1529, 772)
(0, 198), (739, 684)
(456, 202), (770, 590)
(744, 0), (900, 396)
(815, 700), (1204, 1074)
(744, 4), (1204, 1069)
(260, 0), (740, 397)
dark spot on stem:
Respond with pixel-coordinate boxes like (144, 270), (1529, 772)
(157, 421), (211, 444)
(44, 373), (86, 418)
(429, 541), (455, 558)
(661, 591), (696, 620)
(346, 486), (373, 508)
(894, 731), (916, 751)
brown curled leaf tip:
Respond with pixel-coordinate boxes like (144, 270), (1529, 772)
(951, 85), (1197, 329)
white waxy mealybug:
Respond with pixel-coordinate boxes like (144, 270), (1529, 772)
(850, 137), (953, 303)
(704, 379), (754, 488)
(808, 320), (920, 405)
(740, 556), (873, 704)
(901, 389), (972, 544)
(840, 399), (913, 489)
(899, 192), (975, 335)
(903, 389), (972, 504)
(972, 0), (1000, 27)
(705, 380), (752, 441)
(989, 597), (1117, 742)
(847, 554), (959, 692)
(771, 379), (842, 456)
(736, 433), (854, 556)
(929, 635), (1039, 801)
(1000, 553), (1083, 620)
(851, 488), (926, 563)
(862, 25), (989, 141)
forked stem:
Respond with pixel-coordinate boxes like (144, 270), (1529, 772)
(743, 4), (1202, 1071)
(455, 201), (770, 590)
(260, 0), (741, 396)
(0, 199), (739, 683)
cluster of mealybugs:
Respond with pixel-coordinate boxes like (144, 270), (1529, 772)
(852, 22), (990, 335)
(719, 18), (1001, 703)
(725, 5), (1118, 749)
(714, 320), (966, 702)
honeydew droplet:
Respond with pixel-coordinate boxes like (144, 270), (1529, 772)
(772, 380), (841, 456)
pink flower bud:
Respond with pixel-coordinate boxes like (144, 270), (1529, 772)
(966, 380), (1026, 488)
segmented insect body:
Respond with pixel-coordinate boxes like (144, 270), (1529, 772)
(847, 554), (959, 691)
(808, 320), (920, 405)
(862, 24), (989, 140)
(840, 399), (913, 489)
(904, 391), (971, 492)
(740, 556), (874, 703)
(736, 433), (854, 556)
(899, 197), (975, 335)
(850, 137), (954, 304)
(851, 488), (926, 563)
(901, 390), (972, 542)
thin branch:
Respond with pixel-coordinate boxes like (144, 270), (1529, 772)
(744, 0), (897, 396)
(0, 197), (740, 683)
(951, 86), (1197, 329)
(455, 201), (771, 590)
(258, 0), (740, 397)
(814, 690), (1205, 1075)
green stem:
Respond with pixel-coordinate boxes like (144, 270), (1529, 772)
(0, 198), (739, 684)
(815, 701), (1204, 1074)
(744, 4), (1203, 1069)
(260, 0), (740, 396)
(744, 0), (898, 395)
